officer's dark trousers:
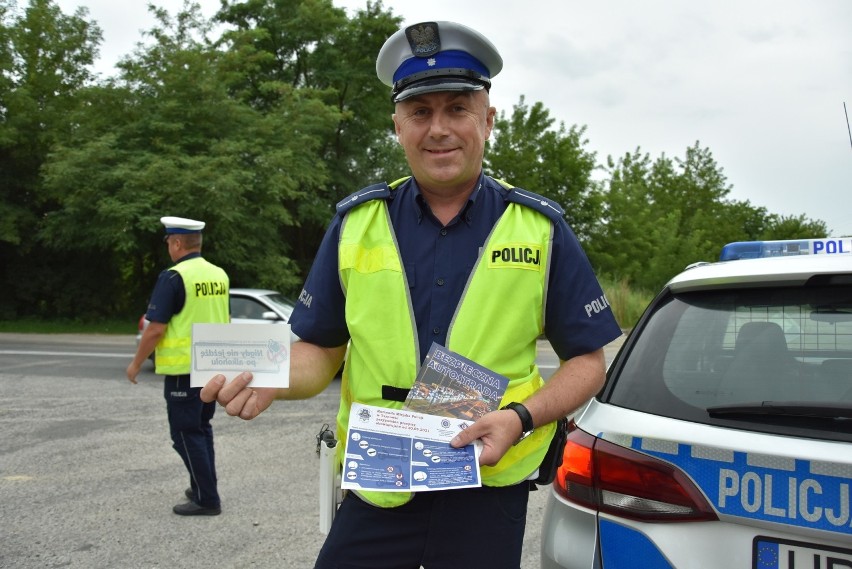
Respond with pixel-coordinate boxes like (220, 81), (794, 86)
(164, 375), (220, 508)
(314, 483), (529, 569)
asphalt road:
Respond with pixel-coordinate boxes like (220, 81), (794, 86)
(0, 332), (624, 569)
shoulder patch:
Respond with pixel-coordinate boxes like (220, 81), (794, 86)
(504, 187), (565, 222)
(336, 183), (392, 216)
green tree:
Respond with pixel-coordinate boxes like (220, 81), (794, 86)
(761, 213), (829, 240)
(590, 143), (766, 291)
(585, 150), (685, 291)
(214, 0), (405, 273)
(486, 96), (600, 241)
(721, 200), (771, 242)
(0, 0), (101, 318)
(38, 1), (340, 316)
(2, 0), (834, 322)
(590, 141), (833, 293)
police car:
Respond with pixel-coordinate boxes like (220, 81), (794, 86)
(540, 238), (852, 569)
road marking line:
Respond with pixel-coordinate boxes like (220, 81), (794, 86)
(0, 350), (130, 358)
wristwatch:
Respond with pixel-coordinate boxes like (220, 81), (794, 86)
(501, 402), (534, 444)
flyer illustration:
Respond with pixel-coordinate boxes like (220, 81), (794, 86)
(403, 342), (509, 420)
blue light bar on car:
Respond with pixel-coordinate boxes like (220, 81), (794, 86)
(720, 238), (852, 261)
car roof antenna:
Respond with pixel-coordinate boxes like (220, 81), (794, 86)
(845, 102), (852, 151)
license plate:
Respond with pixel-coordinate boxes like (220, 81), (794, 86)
(754, 536), (852, 569)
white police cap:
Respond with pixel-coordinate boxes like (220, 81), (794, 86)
(160, 216), (205, 234)
(376, 21), (503, 103)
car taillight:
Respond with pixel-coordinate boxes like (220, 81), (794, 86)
(554, 422), (717, 522)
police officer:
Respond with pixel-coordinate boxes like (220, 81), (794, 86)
(202, 21), (622, 566)
(127, 216), (229, 516)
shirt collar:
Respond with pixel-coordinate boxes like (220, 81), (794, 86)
(407, 173), (485, 227)
(174, 252), (201, 264)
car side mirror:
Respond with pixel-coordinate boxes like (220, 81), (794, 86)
(261, 311), (280, 321)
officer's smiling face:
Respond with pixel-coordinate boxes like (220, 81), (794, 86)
(393, 90), (495, 197)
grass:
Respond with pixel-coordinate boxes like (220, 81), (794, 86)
(600, 277), (654, 331)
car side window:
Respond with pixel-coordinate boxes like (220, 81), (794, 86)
(231, 297), (267, 319)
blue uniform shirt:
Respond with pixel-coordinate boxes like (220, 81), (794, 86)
(145, 252), (201, 324)
(291, 175), (621, 362)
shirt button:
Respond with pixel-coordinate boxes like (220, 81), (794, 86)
(432, 327), (440, 335)
(436, 278), (445, 286)
(440, 229), (448, 236)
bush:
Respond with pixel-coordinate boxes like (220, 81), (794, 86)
(600, 277), (654, 331)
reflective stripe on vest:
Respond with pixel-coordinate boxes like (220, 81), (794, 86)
(337, 184), (555, 508)
(155, 257), (230, 376)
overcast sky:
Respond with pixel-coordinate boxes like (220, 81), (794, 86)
(54, 0), (852, 237)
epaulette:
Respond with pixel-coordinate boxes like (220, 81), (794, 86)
(492, 178), (565, 223)
(335, 177), (412, 216)
(335, 183), (392, 216)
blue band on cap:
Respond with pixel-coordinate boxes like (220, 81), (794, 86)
(165, 228), (201, 234)
(393, 50), (490, 84)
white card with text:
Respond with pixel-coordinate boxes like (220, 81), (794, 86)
(189, 323), (290, 388)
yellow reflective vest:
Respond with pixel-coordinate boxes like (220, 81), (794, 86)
(155, 256), (229, 376)
(337, 180), (556, 508)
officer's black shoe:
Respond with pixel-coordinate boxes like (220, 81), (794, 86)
(184, 488), (194, 500)
(173, 501), (221, 516)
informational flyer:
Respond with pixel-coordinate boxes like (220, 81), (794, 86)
(341, 403), (482, 492)
(404, 342), (509, 420)
(189, 323), (290, 388)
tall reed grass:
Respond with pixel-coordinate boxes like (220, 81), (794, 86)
(600, 277), (654, 331)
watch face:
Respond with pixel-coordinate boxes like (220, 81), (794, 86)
(514, 427), (533, 447)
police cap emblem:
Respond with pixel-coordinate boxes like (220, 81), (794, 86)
(405, 22), (440, 57)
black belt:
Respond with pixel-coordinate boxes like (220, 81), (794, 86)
(382, 385), (409, 402)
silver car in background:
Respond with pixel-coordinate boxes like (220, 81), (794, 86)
(136, 288), (299, 363)
(228, 288), (296, 327)
(541, 238), (852, 568)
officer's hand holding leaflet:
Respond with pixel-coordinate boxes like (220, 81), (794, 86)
(200, 341), (347, 419)
(200, 372), (276, 420)
(448, 408), (519, 467)
(451, 349), (607, 466)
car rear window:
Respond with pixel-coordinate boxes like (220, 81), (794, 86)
(606, 284), (852, 441)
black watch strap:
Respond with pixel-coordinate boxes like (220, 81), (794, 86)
(502, 402), (534, 442)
